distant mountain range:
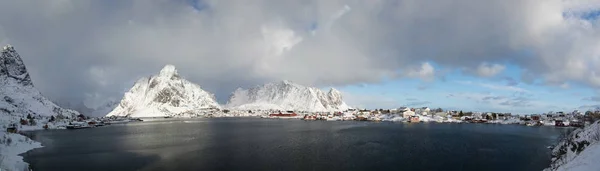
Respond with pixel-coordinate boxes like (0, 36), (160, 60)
(1, 44), (351, 118)
(226, 80), (350, 112)
(106, 65), (351, 117)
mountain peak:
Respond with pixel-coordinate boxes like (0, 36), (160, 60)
(0, 44), (79, 120)
(328, 88), (341, 94)
(3, 44), (14, 51)
(107, 64), (220, 117)
(1, 44), (32, 86)
(159, 65), (178, 77)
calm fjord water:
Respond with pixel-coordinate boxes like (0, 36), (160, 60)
(23, 118), (567, 171)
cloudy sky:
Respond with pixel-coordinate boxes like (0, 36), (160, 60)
(1, 0), (600, 114)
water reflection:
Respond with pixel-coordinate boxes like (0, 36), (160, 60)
(24, 118), (566, 171)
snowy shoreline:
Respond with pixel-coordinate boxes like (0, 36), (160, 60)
(0, 116), (592, 171)
(0, 131), (42, 171)
(544, 120), (600, 171)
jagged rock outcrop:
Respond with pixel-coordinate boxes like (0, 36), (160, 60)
(226, 80), (350, 112)
(1, 45), (32, 86)
(0, 45), (79, 125)
(545, 121), (600, 171)
(107, 65), (220, 117)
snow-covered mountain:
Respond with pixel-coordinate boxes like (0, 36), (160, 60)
(226, 80), (350, 112)
(107, 65), (220, 118)
(0, 45), (79, 125)
(546, 120), (600, 171)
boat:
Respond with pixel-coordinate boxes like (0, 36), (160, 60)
(355, 116), (368, 121)
(327, 116), (341, 121)
(66, 125), (92, 130)
(107, 119), (130, 124)
(302, 115), (317, 121)
(269, 111), (298, 118)
(95, 122), (106, 127)
(570, 120), (584, 127)
(555, 120), (567, 127)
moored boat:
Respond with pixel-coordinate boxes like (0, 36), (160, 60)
(66, 125), (92, 130)
(269, 111), (298, 118)
(302, 114), (317, 121)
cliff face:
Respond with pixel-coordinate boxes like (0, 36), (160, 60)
(0, 45), (79, 126)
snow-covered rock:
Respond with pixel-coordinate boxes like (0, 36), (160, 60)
(107, 65), (221, 118)
(545, 120), (600, 171)
(0, 45), (79, 127)
(226, 80), (350, 112)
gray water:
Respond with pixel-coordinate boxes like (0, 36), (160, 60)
(23, 118), (569, 171)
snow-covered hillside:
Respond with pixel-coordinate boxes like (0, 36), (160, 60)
(0, 45), (79, 127)
(226, 80), (350, 112)
(107, 65), (220, 118)
(545, 120), (600, 171)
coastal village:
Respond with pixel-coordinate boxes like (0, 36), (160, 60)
(227, 107), (599, 128)
(6, 106), (599, 134)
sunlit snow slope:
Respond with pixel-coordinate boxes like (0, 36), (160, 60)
(107, 65), (220, 117)
(226, 80), (350, 112)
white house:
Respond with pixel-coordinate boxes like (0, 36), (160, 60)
(434, 112), (447, 117)
(403, 110), (416, 118)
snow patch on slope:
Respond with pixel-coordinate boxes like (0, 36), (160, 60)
(226, 80), (350, 112)
(107, 65), (220, 118)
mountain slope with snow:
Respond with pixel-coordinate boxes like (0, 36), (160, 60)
(545, 120), (600, 171)
(107, 65), (220, 117)
(0, 45), (79, 126)
(226, 80), (350, 112)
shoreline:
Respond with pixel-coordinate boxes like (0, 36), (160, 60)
(544, 120), (600, 171)
(4, 117), (590, 171)
(0, 131), (43, 171)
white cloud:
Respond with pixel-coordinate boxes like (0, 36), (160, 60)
(476, 63), (505, 77)
(457, 81), (529, 92)
(559, 82), (571, 89)
(406, 62), (435, 81)
(0, 0), (600, 105)
(340, 91), (399, 109)
(447, 92), (549, 113)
